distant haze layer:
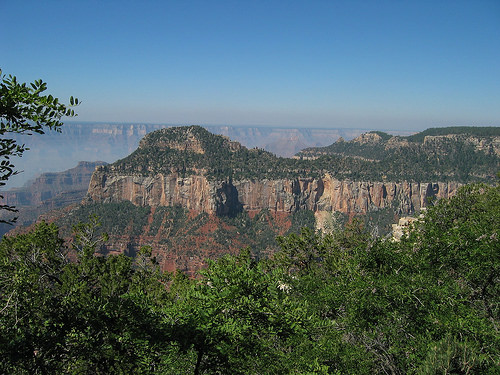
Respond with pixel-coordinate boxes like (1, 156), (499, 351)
(5, 123), (393, 188)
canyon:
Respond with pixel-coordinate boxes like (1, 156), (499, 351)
(75, 125), (490, 274)
(0, 161), (107, 235)
(5, 125), (498, 275)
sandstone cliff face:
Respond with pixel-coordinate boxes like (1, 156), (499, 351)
(87, 171), (222, 212)
(0, 161), (108, 236)
(86, 169), (460, 229)
(3, 161), (107, 208)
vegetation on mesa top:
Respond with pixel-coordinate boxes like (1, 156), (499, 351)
(107, 125), (499, 183)
(110, 125), (316, 180)
(298, 126), (500, 182)
(406, 126), (500, 142)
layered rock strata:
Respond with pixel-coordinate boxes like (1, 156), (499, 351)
(86, 169), (460, 228)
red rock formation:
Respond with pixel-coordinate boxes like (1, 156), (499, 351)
(86, 169), (460, 231)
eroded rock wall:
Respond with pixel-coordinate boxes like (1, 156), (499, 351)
(86, 169), (460, 220)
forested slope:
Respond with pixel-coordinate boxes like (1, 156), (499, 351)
(298, 126), (500, 182)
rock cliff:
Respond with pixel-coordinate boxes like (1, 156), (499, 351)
(0, 161), (107, 236)
(85, 125), (470, 221)
(86, 169), (459, 230)
(88, 126), (487, 219)
(84, 126), (500, 239)
(3, 161), (107, 208)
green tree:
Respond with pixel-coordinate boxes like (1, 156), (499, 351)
(173, 249), (316, 374)
(0, 219), (180, 374)
(0, 69), (78, 222)
(268, 184), (499, 374)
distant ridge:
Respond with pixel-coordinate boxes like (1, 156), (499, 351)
(297, 126), (500, 182)
(0, 161), (107, 236)
(405, 126), (500, 142)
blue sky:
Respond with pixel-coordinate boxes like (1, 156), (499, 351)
(2, 0), (499, 131)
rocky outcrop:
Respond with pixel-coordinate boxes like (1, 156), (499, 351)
(0, 161), (107, 236)
(352, 132), (383, 144)
(391, 214), (424, 241)
(86, 169), (460, 230)
(3, 161), (107, 208)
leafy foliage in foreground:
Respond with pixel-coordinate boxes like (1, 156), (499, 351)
(0, 70), (78, 223)
(0, 183), (499, 373)
(271, 184), (499, 374)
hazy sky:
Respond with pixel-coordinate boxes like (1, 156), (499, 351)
(2, 0), (499, 131)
